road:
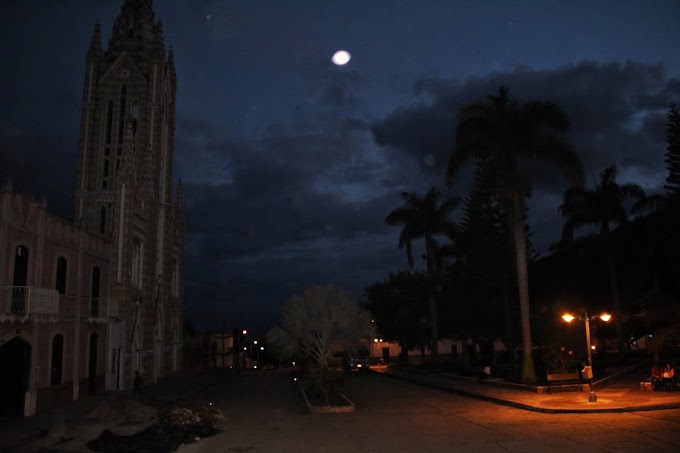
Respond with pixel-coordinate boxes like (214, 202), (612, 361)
(178, 370), (680, 452)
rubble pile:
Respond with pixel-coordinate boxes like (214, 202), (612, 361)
(86, 399), (158, 424)
(167, 406), (226, 428)
(86, 406), (227, 452)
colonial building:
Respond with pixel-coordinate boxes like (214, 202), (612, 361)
(0, 0), (184, 416)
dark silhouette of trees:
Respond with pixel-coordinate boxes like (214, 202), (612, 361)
(364, 271), (431, 357)
(558, 165), (645, 352)
(385, 187), (460, 360)
(446, 86), (583, 384)
(665, 103), (680, 199)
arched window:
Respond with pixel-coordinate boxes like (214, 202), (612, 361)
(172, 259), (179, 297)
(51, 334), (64, 386)
(99, 205), (106, 235)
(131, 100), (139, 144)
(105, 100), (114, 144)
(91, 266), (101, 317)
(117, 84), (127, 143)
(12, 245), (29, 313)
(55, 256), (67, 295)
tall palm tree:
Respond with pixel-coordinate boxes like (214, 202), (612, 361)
(446, 86), (584, 384)
(385, 186), (460, 360)
(558, 164), (645, 353)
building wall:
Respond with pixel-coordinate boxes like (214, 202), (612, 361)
(73, 0), (184, 390)
(0, 2), (184, 416)
(0, 187), (114, 415)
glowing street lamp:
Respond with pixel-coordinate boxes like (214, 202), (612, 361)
(562, 311), (611, 402)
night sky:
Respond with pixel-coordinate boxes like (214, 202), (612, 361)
(1, 1), (679, 335)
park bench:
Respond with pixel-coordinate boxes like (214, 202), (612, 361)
(546, 371), (583, 393)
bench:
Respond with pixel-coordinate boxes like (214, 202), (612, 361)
(546, 371), (583, 393)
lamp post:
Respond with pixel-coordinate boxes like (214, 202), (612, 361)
(562, 311), (611, 402)
(234, 329), (247, 371)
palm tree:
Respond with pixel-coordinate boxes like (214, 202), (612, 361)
(558, 164), (646, 353)
(446, 86), (584, 384)
(385, 186), (460, 360)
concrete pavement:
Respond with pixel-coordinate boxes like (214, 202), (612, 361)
(2, 366), (680, 452)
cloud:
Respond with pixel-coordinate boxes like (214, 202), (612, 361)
(370, 60), (680, 253)
(174, 105), (422, 330)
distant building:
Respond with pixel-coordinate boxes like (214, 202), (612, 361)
(182, 331), (235, 371)
(0, 0), (184, 416)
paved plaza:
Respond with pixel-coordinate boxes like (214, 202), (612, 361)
(2, 369), (680, 452)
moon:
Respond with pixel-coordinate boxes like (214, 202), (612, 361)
(331, 50), (351, 66)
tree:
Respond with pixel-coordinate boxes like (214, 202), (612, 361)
(385, 186), (460, 360)
(266, 285), (374, 403)
(364, 271), (431, 355)
(457, 161), (540, 357)
(665, 103), (680, 199)
(446, 86), (583, 384)
(558, 165), (645, 352)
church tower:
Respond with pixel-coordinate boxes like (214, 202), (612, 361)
(74, 0), (184, 388)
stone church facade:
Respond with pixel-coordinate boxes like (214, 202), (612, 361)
(0, 0), (184, 416)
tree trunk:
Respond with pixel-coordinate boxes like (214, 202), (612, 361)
(399, 343), (408, 366)
(511, 197), (536, 385)
(428, 292), (438, 361)
(461, 337), (471, 374)
(605, 236), (625, 354)
(501, 270), (517, 360)
(425, 238), (439, 362)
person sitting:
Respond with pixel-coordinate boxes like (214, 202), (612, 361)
(661, 363), (675, 391)
(651, 362), (662, 391)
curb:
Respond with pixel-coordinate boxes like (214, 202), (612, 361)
(371, 369), (680, 414)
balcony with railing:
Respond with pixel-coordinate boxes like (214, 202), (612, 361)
(88, 297), (119, 321)
(1, 286), (59, 319)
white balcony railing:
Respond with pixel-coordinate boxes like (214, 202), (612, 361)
(89, 297), (119, 319)
(1, 286), (59, 316)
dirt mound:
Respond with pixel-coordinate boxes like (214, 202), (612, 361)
(85, 399), (158, 424)
(86, 406), (226, 452)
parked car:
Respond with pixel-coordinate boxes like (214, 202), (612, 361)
(349, 355), (370, 371)
(348, 346), (371, 371)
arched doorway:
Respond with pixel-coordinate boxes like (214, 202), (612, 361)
(88, 333), (98, 394)
(0, 337), (31, 415)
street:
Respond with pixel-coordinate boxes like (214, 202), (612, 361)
(177, 370), (680, 452)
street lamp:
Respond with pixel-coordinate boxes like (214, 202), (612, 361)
(234, 328), (249, 371)
(562, 311), (611, 402)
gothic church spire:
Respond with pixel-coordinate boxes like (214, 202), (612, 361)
(88, 21), (102, 58)
(105, 0), (159, 65)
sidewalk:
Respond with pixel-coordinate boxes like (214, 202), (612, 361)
(371, 365), (680, 413)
